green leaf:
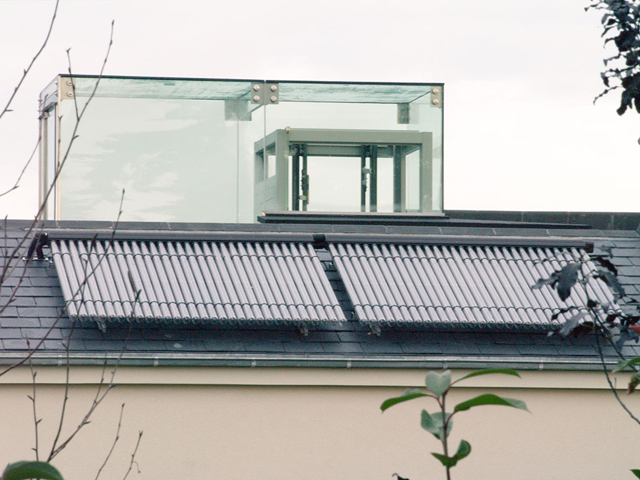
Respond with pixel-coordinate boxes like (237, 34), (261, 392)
(454, 394), (529, 413)
(455, 439), (472, 460)
(421, 410), (452, 440)
(557, 263), (581, 301)
(431, 452), (457, 468)
(631, 469), (640, 479)
(628, 373), (640, 394)
(613, 357), (640, 373)
(2, 461), (63, 480)
(381, 388), (427, 412)
(425, 370), (451, 397)
(430, 440), (472, 468)
(455, 369), (521, 384)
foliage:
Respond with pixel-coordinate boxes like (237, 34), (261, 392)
(1, 462), (63, 480)
(533, 246), (640, 388)
(381, 369), (527, 480)
(588, 0), (640, 115)
(534, 246), (640, 477)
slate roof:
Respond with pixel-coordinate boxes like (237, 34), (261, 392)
(2, 213), (640, 370)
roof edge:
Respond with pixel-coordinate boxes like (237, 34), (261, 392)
(42, 230), (593, 249)
(0, 352), (616, 372)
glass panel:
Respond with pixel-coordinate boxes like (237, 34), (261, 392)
(306, 157), (360, 212)
(275, 81), (431, 104)
(412, 92), (443, 212)
(376, 157), (394, 213)
(262, 80), (443, 216)
(44, 76), (443, 222)
(55, 78), (260, 222)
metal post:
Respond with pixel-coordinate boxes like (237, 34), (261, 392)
(360, 145), (368, 212)
(301, 144), (309, 211)
(291, 145), (300, 211)
(393, 146), (406, 212)
(369, 145), (378, 212)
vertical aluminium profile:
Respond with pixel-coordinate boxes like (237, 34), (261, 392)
(420, 132), (434, 212)
(393, 146), (406, 212)
(301, 144), (309, 211)
(291, 145), (300, 211)
(360, 145), (368, 212)
(369, 145), (378, 212)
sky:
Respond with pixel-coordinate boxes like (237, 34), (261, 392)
(1, 0), (639, 219)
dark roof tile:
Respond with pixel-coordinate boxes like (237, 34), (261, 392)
(283, 342), (325, 353)
(22, 328), (63, 340)
(476, 344), (521, 355)
(320, 342), (364, 354)
(202, 338), (245, 352)
(164, 340), (207, 352)
(517, 344), (559, 355)
(2, 339), (31, 350)
(0, 328), (22, 339)
(1, 317), (40, 328)
(243, 340), (285, 353)
(82, 340), (128, 351)
(17, 306), (59, 318)
(360, 341), (404, 354)
(399, 342), (444, 354)
(1, 297), (36, 307)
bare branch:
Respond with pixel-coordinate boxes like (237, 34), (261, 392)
(47, 192), (129, 461)
(595, 331), (640, 426)
(0, 0), (60, 122)
(47, 323), (134, 461)
(122, 431), (143, 480)
(94, 403), (125, 480)
(47, 308), (80, 461)
(0, 19), (116, 377)
(0, 135), (40, 198)
(26, 338), (41, 461)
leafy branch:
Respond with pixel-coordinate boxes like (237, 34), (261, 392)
(587, 0), (640, 115)
(534, 244), (640, 477)
(381, 369), (527, 480)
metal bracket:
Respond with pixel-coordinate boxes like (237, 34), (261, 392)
(96, 318), (107, 333)
(59, 77), (75, 101)
(298, 323), (309, 336)
(397, 103), (410, 124)
(430, 86), (442, 108)
(225, 99), (251, 121)
(25, 232), (49, 261)
(251, 82), (279, 105)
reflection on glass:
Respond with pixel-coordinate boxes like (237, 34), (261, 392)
(59, 98), (242, 222)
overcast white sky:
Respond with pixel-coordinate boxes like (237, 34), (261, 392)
(1, 0), (639, 219)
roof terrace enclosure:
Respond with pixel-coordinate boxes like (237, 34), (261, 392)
(38, 76), (443, 223)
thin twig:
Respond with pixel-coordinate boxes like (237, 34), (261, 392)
(95, 403), (126, 480)
(47, 307), (80, 461)
(0, 135), (40, 198)
(0, 20), (116, 379)
(122, 431), (143, 480)
(26, 338), (41, 461)
(595, 330), (640, 426)
(48, 198), (130, 461)
(0, 221), (46, 321)
(0, 0), (60, 122)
